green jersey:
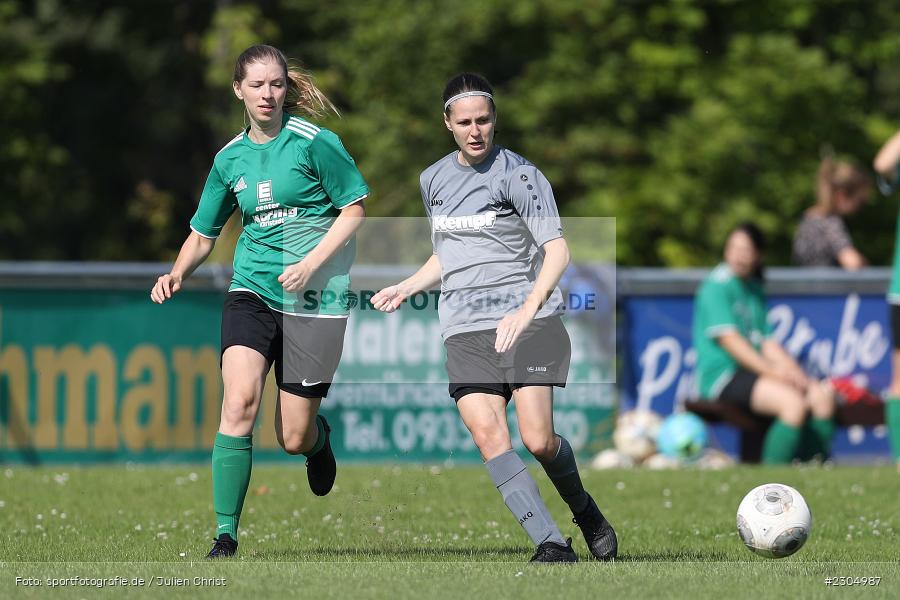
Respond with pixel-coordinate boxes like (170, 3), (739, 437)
(878, 164), (900, 302)
(692, 263), (772, 398)
(190, 114), (369, 315)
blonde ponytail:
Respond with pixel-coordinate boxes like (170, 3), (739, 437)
(285, 65), (340, 119)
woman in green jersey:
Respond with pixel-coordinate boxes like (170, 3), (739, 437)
(873, 132), (900, 467)
(151, 45), (369, 558)
(693, 222), (836, 464)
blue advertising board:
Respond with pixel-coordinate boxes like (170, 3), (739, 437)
(621, 293), (891, 459)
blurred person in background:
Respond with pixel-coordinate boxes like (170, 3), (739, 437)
(151, 45), (368, 558)
(371, 73), (616, 564)
(792, 156), (870, 269)
(872, 131), (900, 468)
(694, 222), (837, 464)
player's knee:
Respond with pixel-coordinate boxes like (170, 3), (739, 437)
(779, 397), (807, 427)
(221, 395), (256, 427)
(812, 382), (835, 408)
(280, 439), (304, 455)
(277, 431), (307, 455)
(470, 426), (509, 458)
(811, 402), (835, 420)
(521, 433), (556, 461)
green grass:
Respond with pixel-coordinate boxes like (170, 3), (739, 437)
(0, 463), (897, 599)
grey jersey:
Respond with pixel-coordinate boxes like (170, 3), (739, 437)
(420, 145), (564, 339)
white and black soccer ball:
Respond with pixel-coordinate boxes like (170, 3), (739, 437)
(736, 483), (812, 558)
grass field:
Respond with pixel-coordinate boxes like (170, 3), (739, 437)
(0, 463), (897, 599)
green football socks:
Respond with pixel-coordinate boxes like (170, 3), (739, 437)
(761, 420), (803, 464)
(807, 417), (835, 459)
(212, 432), (253, 540)
(886, 397), (900, 461)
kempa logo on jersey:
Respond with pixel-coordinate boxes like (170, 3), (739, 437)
(432, 211), (497, 233)
(233, 176), (247, 193)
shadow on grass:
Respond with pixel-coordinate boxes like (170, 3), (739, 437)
(250, 545), (533, 562)
(616, 549), (733, 562)
(250, 546), (733, 563)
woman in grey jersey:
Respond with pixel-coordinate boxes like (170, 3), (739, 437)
(372, 73), (617, 563)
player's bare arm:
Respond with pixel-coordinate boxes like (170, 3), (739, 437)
(495, 237), (570, 353)
(874, 129), (900, 178)
(279, 201), (366, 292)
(150, 231), (216, 304)
(371, 254), (442, 312)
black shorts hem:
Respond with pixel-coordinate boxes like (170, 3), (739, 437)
(511, 382), (567, 391)
(716, 368), (758, 407)
(220, 341), (273, 366)
(891, 304), (900, 350)
(450, 384), (512, 403)
(277, 381), (332, 399)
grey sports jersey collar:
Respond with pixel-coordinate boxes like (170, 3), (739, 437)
(449, 144), (502, 174)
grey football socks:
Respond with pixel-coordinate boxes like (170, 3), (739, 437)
(539, 435), (590, 514)
(485, 449), (567, 546)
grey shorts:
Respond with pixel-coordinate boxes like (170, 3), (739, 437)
(221, 291), (346, 398)
(444, 316), (571, 402)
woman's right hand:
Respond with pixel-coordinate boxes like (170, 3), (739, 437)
(371, 284), (407, 312)
(150, 273), (183, 304)
(768, 362), (808, 392)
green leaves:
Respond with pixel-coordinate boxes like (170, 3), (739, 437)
(4, 0), (900, 265)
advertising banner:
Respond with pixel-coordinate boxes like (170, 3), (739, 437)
(0, 283), (615, 463)
(621, 293), (891, 459)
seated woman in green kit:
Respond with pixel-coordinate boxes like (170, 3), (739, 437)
(692, 222), (837, 463)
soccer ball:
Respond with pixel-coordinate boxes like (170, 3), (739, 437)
(656, 412), (708, 461)
(736, 483), (812, 558)
(612, 409), (662, 462)
(589, 448), (635, 470)
(643, 452), (680, 470)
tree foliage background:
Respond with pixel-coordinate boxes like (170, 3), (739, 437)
(4, 0), (900, 266)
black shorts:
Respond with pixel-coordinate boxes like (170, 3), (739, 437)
(717, 368), (759, 407)
(891, 304), (900, 350)
(444, 316), (571, 402)
(221, 291), (347, 398)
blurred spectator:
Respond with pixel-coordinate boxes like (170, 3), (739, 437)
(872, 131), (900, 467)
(693, 222), (836, 463)
(792, 157), (870, 269)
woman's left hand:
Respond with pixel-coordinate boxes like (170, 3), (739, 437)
(278, 259), (317, 292)
(786, 364), (810, 392)
(495, 306), (538, 353)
